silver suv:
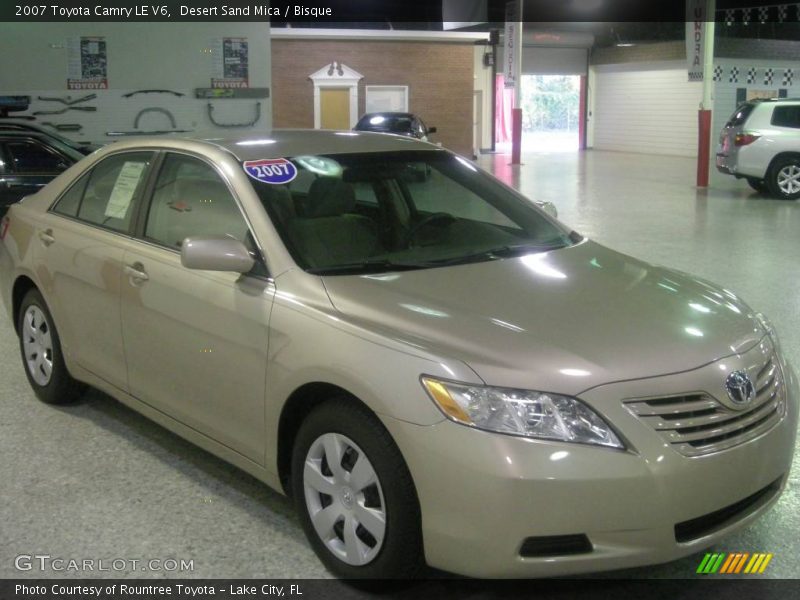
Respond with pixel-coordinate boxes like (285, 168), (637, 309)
(716, 98), (800, 199)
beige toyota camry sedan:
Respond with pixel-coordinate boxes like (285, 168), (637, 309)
(0, 131), (796, 579)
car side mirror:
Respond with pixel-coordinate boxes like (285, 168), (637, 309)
(534, 200), (558, 219)
(181, 236), (255, 273)
(427, 126), (437, 134)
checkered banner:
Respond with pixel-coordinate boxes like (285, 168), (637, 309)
(717, 3), (800, 23)
(713, 65), (796, 87)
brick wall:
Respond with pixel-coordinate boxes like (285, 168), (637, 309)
(271, 39), (474, 157)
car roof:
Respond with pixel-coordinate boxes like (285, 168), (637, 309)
(0, 120), (96, 150)
(750, 98), (800, 104)
(94, 129), (442, 162)
(361, 112), (415, 118)
(0, 129), (85, 156)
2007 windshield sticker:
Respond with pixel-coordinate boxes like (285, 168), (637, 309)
(243, 158), (297, 184)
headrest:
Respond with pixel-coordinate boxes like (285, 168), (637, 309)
(268, 186), (296, 224)
(306, 177), (355, 218)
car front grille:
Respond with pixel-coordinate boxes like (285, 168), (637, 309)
(624, 353), (785, 457)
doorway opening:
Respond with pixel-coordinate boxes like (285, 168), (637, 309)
(520, 75), (580, 152)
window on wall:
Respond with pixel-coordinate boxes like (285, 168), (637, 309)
(365, 86), (409, 113)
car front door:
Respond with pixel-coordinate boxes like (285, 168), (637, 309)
(119, 151), (273, 463)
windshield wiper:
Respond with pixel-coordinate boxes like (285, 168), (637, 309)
(428, 242), (567, 267)
(307, 258), (433, 276)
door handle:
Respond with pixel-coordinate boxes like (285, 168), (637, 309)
(38, 229), (55, 246)
(124, 262), (149, 283)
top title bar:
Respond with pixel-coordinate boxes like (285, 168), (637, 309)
(1, 0), (795, 23)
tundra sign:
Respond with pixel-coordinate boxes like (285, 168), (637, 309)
(686, 0), (706, 82)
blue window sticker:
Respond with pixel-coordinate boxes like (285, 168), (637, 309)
(243, 158), (297, 185)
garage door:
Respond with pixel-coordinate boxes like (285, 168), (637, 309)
(591, 60), (703, 157)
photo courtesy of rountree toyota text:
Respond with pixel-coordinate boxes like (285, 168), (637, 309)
(0, 0), (798, 599)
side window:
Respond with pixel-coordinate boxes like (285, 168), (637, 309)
(77, 152), (152, 233)
(6, 140), (67, 173)
(52, 171), (91, 217)
(771, 106), (800, 129)
(145, 153), (250, 250)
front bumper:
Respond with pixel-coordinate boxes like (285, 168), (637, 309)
(383, 353), (798, 578)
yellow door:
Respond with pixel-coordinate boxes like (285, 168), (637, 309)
(320, 88), (351, 129)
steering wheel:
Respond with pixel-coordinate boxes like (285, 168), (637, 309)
(404, 212), (457, 247)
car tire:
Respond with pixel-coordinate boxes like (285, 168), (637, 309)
(767, 157), (800, 200)
(18, 289), (84, 405)
(291, 398), (423, 579)
(746, 177), (768, 193)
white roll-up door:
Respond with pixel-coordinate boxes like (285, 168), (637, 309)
(521, 47), (587, 75)
(591, 60), (703, 157)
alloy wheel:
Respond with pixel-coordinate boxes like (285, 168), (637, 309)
(22, 305), (53, 386)
(777, 164), (800, 196)
(302, 432), (387, 566)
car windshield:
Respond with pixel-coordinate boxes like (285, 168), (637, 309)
(246, 150), (575, 275)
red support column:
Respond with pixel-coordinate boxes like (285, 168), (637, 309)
(511, 107), (522, 165)
(696, 109), (712, 187)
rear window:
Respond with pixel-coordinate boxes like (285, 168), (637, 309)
(357, 115), (414, 133)
(726, 103), (756, 127)
(771, 105), (800, 129)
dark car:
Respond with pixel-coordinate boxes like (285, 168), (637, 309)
(0, 120), (99, 156)
(0, 130), (85, 216)
(354, 112), (437, 140)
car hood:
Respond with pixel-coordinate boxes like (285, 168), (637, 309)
(321, 240), (764, 395)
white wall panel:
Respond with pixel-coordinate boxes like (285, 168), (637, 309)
(0, 22), (271, 144)
(591, 61), (702, 157)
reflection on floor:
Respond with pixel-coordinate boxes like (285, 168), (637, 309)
(0, 148), (796, 584)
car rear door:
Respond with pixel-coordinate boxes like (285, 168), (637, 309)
(119, 151), (273, 463)
(39, 150), (155, 391)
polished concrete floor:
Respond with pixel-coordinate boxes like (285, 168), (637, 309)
(0, 149), (798, 584)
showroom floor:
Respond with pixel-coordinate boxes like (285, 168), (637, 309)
(0, 149), (798, 585)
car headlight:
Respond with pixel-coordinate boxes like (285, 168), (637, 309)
(421, 377), (624, 449)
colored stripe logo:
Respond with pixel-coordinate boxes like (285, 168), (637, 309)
(696, 552), (773, 574)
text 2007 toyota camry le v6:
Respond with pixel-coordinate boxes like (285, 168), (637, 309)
(0, 131), (796, 578)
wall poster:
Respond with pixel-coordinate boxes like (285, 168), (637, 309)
(212, 37), (249, 88)
(67, 36), (108, 89)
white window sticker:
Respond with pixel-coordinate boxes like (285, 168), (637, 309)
(105, 161), (146, 219)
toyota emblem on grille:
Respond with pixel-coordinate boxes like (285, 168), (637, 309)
(725, 370), (756, 406)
